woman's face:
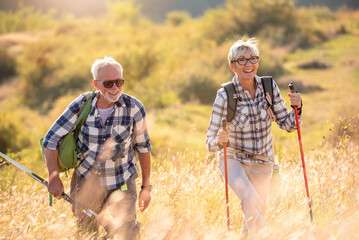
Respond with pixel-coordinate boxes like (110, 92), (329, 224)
(230, 50), (259, 82)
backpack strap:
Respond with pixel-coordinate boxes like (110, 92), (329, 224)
(222, 77), (274, 122)
(261, 76), (275, 121)
(39, 90), (95, 159)
(74, 90), (95, 139)
(222, 82), (237, 122)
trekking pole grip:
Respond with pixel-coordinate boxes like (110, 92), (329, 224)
(288, 82), (299, 109)
(222, 119), (227, 131)
(288, 82), (297, 94)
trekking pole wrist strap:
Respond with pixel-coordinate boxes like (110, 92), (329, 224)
(141, 184), (153, 192)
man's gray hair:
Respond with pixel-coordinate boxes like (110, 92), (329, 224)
(228, 38), (260, 65)
(91, 56), (123, 80)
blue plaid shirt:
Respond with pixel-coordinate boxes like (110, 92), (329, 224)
(206, 75), (301, 164)
(43, 91), (152, 190)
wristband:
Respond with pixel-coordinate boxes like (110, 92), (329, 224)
(141, 185), (153, 192)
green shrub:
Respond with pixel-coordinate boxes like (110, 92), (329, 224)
(179, 75), (219, 104)
(166, 11), (191, 26)
(0, 47), (16, 83)
(200, 8), (238, 44)
(106, 0), (142, 25)
(0, 112), (32, 153)
(17, 40), (57, 109)
(0, 6), (57, 34)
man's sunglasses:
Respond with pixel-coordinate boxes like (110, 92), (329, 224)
(96, 78), (125, 88)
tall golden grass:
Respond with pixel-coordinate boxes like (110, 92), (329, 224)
(1, 140), (359, 239)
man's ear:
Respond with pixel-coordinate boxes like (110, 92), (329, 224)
(93, 80), (99, 90)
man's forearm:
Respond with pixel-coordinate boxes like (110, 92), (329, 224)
(44, 148), (60, 180)
(138, 152), (151, 186)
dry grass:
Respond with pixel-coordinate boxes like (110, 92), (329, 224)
(1, 13), (359, 240)
(1, 143), (359, 239)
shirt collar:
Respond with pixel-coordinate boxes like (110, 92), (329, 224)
(255, 75), (264, 90)
(116, 94), (126, 108)
(232, 75), (262, 93)
(90, 91), (126, 116)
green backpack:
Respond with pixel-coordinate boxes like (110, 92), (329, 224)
(40, 91), (94, 173)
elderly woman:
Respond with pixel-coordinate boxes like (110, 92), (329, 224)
(206, 38), (302, 238)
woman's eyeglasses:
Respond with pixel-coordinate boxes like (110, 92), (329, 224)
(96, 78), (125, 88)
(232, 56), (259, 66)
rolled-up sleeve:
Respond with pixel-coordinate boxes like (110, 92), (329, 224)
(133, 101), (151, 153)
(272, 81), (302, 132)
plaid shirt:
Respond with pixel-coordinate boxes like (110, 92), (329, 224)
(206, 75), (301, 164)
(43, 91), (151, 190)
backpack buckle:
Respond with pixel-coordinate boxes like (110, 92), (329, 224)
(232, 93), (241, 100)
(76, 152), (83, 159)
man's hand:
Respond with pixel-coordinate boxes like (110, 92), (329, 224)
(217, 129), (230, 146)
(48, 172), (64, 199)
(138, 152), (151, 212)
(138, 188), (151, 212)
(287, 92), (302, 108)
(44, 148), (63, 199)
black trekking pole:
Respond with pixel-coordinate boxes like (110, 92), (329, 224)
(222, 119), (231, 231)
(0, 152), (97, 218)
(288, 82), (313, 222)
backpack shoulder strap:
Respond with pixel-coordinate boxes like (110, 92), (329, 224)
(261, 76), (275, 120)
(221, 82), (237, 122)
(261, 76), (274, 111)
(74, 90), (95, 134)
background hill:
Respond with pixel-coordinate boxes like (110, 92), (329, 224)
(1, 0), (359, 239)
(0, 0), (358, 21)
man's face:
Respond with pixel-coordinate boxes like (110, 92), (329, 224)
(230, 50), (259, 81)
(94, 66), (123, 104)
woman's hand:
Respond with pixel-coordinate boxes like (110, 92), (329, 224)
(287, 93), (302, 108)
(217, 129), (230, 145)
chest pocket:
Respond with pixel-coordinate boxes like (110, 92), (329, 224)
(259, 101), (271, 122)
(232, 104), (250, 129)
(80, 115), (105, 144)
(111, 117), (133, 145)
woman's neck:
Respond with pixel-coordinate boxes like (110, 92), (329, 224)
(238, 76), (256, 91)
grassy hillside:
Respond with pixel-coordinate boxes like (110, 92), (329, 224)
(1, 2), (359, 239)
(1, 35), (359, 239)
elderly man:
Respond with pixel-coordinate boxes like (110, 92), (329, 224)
(43, 56), (152, 239)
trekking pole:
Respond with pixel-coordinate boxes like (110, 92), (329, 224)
(0, 152), (98, 218)
(222, 119), (231, 231)
(288, 82), (313, 222)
